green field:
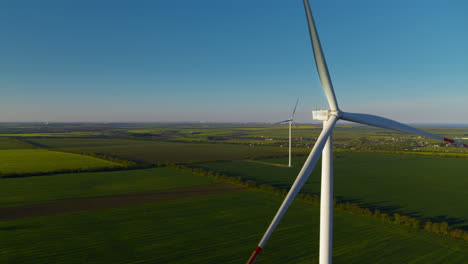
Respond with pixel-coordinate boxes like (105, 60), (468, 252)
(0, 138), (32, 149)
(0, 124), (466, 263)
(23, 123), (468, 155)
(27, 138), (296, 163)
(0, 149), (121, 176)
(0, 190), (466, 264)
(123, 124), (468, 148)
(26, 138), (144, 148)
(0, 132), (92, 137)
(0, 168), (217, 207)
(194, 152), (468, 229)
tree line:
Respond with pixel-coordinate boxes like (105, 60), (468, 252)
(171, 164), (468, 242)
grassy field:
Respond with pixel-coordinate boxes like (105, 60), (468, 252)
(27, 138), (298, 163)
(0, 149), (121, 176)
(26, 138), (145, 148)
(194, 152), (468, 229)
(23, 124), (468, 154)
(123, 124), (468, 146)
(0, 190), (466, 264)
(0, 132), (93, 137)
(1, 124), (466, 263)
(0, 138), (32, 149)
(0, 168), (218, 207)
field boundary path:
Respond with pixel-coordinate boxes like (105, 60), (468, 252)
(243, 159), (290, 168)
(0, 183), (245, 221)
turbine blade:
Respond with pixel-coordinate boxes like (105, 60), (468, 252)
(292, 120), (298, 128)
(246, 116), (338, 264)
(303, 0), (339, 111)
(341, 112), (468, 147)
(275, 120), (291, 125)
(291, 98), (300, 118)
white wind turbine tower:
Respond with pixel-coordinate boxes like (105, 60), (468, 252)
(275, 98), (299, 167)
(246, 0), (468, 264)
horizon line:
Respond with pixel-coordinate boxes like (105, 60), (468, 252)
(0, 121), (467, 127)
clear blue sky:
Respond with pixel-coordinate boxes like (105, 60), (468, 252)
(0, 0), (467, 123)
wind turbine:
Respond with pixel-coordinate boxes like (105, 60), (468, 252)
(246, 1), (468, 264)
(275, 98), (299, 167)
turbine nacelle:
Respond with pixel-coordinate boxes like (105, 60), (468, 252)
(312, 110), (341, 121)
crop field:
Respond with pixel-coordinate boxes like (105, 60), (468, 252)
(0, 149), (121, 176)
(123, 125), (468, 153)
(27, 138), (147, 148)
(0, 132), (93, 137)
(0, 168), (218, 207)
(10, 123), (468, 153)
(0, 183), (243, 221)
(194, 152), (468, 229)
(27, 138), (299, 163)
(0, 123), (466, 263)
(123, 124), (468, 144)
(0, 137), (32, 149)
(0, 190), (466, 264)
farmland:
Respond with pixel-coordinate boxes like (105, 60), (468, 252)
(0, 182), (243, 221)
(0, 168), (218, 207)
(194, 153), (468, 229)
(0, 122), (467, 263)
(0, 190), (466, 263)
(0, 137), (32, 149)
(27, 138), (299, 164)
(0, 149), (122, 176)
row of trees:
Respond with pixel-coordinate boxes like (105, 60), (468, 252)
(173, 164), (468, 242)
(1, 165), (134, 178)
(57, 150), (139, 168)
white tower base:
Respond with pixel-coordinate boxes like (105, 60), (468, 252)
(314, 110), (335, 264)
(319, 125), (333, 264)
(289, 121), (292, 167)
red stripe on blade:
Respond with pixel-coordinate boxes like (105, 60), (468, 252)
(444, 137), (455, 143)
(246, 246), (262, 264)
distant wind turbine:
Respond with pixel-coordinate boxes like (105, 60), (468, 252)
(246, 1), (468, 264)
(275, 98), (299, 167)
